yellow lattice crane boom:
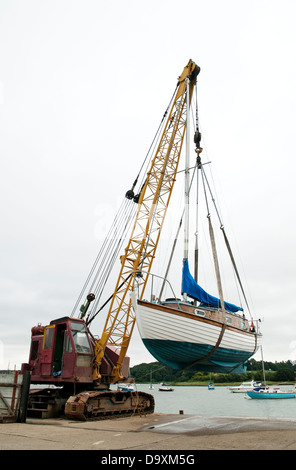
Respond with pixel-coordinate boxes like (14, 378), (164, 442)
(93, 59), (200, 383)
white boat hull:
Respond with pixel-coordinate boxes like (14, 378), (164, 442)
(132, 296), (261, 373)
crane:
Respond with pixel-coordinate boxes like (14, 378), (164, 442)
(22, 60), (200, 420)
(92, 59), (200, 384)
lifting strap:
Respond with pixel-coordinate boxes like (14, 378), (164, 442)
(220, 226), (251, 314)
(182, 323), (226, 371)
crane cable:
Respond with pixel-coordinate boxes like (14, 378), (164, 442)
(70, 197), (136, 318)
(71, 85), (178, 321)
(125, 84), (178, 202)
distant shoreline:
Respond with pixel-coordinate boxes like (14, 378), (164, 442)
(136, 381), (295, 387)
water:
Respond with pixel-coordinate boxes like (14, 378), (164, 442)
(136, 384), (296, 420)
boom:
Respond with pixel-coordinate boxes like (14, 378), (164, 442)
(93, 59), (200, 383)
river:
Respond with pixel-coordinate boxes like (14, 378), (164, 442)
(134, 383), (296, 420)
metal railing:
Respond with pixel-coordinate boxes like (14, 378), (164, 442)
(133, 271), (181, 309)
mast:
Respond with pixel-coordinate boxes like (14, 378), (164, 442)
(194, 91), (202, 297)
(194, 171), (199, 283)
(183, 76), (191, 301)
(194, 88), (201, 284)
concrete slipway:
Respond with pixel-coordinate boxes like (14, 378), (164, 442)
(1, 413), (296, 451)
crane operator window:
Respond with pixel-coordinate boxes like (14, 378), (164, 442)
(70, 322), (91, 353)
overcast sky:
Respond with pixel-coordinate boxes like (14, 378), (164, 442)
(1, 0), (296, 370)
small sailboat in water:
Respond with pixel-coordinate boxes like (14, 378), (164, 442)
(208, 381), (215, 390)
(132, 62), (262, 374)
(149, 371), (154, 390)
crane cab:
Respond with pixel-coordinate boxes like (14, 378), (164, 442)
(27, 317), (94, 385)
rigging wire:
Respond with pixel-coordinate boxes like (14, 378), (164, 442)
(190, 83), (252, 317)
(126, 85), (178, 201)
(70, 197), (136, 318)
(71, 86), (179, 324)
(88, 200), (136, 314)
(201, 164), (252, 316)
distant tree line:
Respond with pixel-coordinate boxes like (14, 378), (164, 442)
(130, 359), (296, 384)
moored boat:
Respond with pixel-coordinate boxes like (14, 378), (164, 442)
(246, 388), (296, 399)
(208, 381), (215, 390)
(158, 383), (174, 392)
(149, 371), (154, 389)
(117, 383), (134, 392)
(228, 380), (264, 393)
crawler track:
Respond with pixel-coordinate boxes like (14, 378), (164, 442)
(64, 390), (155, 421)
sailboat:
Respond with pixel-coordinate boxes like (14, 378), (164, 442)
(149, 371), (154, 390)
(208, 374), (215, 390)
(208, 381), (215, 391)
(131, 66), (262, 374)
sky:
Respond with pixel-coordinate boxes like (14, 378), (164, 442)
(1, 0), (296, 370)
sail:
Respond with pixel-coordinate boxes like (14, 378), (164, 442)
(181, 258), (243, 313)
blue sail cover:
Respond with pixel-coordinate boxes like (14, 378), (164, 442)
(181, 258), (243, 313)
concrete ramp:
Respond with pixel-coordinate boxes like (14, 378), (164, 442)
(142, 414), (296, 435)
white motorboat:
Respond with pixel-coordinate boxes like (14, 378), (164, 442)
(117, 383), (135, 392)
(158, 383), (174, 392)
(228, 380), (264, 393)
